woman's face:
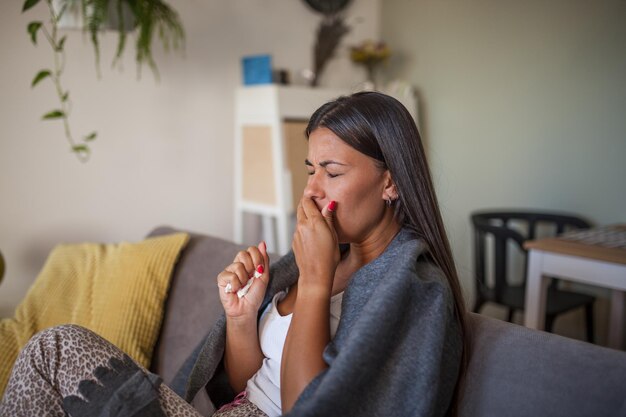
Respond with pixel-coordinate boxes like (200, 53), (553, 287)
(304, 127), (392, 243)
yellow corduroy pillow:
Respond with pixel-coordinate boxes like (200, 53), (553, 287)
(0, 232), (189, 396)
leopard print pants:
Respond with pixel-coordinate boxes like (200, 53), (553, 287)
(0, 325), (267, 417)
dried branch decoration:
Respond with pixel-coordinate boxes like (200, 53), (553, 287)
(303, 0), (352, 87)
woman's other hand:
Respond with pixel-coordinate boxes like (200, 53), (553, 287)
(220, 242), (269, 392)
(292, 197), (340, 296)
(217, 241), (269, 321)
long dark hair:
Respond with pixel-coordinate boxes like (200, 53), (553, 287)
(306, 91), (469, 414)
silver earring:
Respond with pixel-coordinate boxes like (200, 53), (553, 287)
(386, 198), (392, 207)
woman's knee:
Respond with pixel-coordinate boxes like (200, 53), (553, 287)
(28, 324), (93, 346)
(17, 324), (122, 386)
(21, 324), (102, 362)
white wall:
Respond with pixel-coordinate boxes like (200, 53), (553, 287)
(381, 0), (626, 340)
(0, 0), (380, 316)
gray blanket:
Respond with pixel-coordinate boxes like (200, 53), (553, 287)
(172, 228), (462, 416)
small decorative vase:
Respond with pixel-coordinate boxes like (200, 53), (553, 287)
(364, 63), (378, 90)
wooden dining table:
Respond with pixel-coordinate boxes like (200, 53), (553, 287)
(524, 224), (626, 349)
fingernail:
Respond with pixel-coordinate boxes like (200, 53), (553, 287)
(253, 265), (264, 279)
(328, 200), (337, 212)
(225, 282), (233, 294)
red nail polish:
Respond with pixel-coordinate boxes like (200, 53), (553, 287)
(256, 265), (264, 274)
(328, 200), (337, 212)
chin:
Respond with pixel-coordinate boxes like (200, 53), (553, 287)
(334, 224), (349, 244)
(335, 223), (357, 245)
(334, 212), (378, 244)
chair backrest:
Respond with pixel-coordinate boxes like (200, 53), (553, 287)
(470, 211), (591, 301)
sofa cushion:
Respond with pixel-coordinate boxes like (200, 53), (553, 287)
(460, 313), (626, 417)
(0, 232), (189, 396)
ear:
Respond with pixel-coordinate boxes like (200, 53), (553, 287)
(382, 170), (399, 200)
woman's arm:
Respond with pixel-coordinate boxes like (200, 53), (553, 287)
(280, 285), (331, 412)
(281, 197), (339, 412)
(217, 243), (270, 392)
(224, 315), (264, 393)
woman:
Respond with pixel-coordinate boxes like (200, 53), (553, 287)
(0, 91), (467, 417)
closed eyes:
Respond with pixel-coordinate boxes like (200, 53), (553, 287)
(305, 158), (346, 178)
(307, 171), (341, 178)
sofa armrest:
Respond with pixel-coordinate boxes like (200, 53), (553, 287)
(461, 313), (626, 417)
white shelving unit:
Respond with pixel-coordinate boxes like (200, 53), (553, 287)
(234, 85), (347, 254)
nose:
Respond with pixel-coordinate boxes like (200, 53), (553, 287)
(303, 171), (324, 201)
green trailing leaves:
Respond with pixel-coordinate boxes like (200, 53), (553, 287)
(72, 144), (89, 153)
(57, 36), (67, 52)
(56, 2), (68, 20)
(24, 0), (185, 162)
(132, 0), (185, 79)
(113, 0), (128, 66)
(31, 70), (52, 88)
(27, 21), (42, 44)
(72, 144), (91, 162)
(42, 110), (65, 119)
(85, 0), (107, 76)
(22, 0), (41, 12)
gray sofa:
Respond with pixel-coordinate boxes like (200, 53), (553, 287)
(148, 227), (626, 417)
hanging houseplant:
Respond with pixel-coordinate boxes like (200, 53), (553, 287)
(22, 0), (185, 162)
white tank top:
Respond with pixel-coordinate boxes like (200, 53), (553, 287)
(245, 289), (344, 417)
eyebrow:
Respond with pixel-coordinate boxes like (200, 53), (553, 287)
(304, 159), (348, 167)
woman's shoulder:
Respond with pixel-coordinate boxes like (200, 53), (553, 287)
(383, 228), (455, 301)
(391, 228), (450, 283)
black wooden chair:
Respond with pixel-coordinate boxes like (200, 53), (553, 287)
(471, 210), (595, 342)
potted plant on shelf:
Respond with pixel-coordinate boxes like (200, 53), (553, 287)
(22, 0), (185, 162)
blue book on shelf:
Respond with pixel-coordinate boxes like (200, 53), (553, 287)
(242, 55), (272, 85)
